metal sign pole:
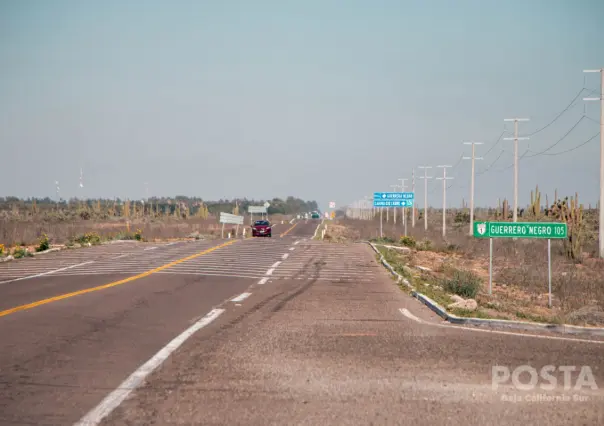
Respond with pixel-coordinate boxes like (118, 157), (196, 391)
(489, 238), (493, 295)
(548, 239), (552, 308)
(221, 222), (225, 239)
(380, 208), (383, 238)
(404, 207), (408, 237)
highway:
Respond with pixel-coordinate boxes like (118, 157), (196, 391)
(0, 219), (603, 425)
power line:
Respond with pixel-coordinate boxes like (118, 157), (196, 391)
(524, 88), (586, 136)
(523, 115), (586, 158)
(477, 150), (506, 175)
(537, 132), (600, 156)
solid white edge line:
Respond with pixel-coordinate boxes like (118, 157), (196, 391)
(399, 308), (604, 345)
(281, 253), (289, 260)
(271, 261), (281, 268)
(0, 261), (96, 285)
(230, 292), (252, 302)
(312, 219), (323, 239)
(74, 308), (225, 426)
(265, 268), (275, 275)
(258, 277), (269, 285)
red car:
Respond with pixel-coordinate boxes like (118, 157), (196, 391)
(251, 220), (272, 237)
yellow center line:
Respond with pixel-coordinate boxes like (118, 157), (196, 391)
(280, 222), (298, 237)
(0, 239), (239, 318)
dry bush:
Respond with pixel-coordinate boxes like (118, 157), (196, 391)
(337, 211), (604, 320)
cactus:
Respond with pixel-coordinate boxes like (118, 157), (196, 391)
(529, 185), (541, 217)
(547, 192), (584, 261)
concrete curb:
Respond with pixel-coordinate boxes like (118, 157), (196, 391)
(2, 246), (64, 262)
(312, 219), (325, 240)
(366, 241), (604, 337)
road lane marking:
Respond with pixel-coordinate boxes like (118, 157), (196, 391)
(111, 254), (131, 260)
(280, 222), (298, 237)
(0, 261), (96, 286)
(0, 240), (238, 318)
(294, 240), (302, 245)
(282, 253), (289, 260)
(144, 246), (158, 251)
(258, 277), (269, 285)
(399, 309), (604, 345)
(265, 268), (275, 275)
(230, 292), (252, 302)
(271, 261), (281, 268)
(289, 247), (295, 251)
(73, 308), (225, 426)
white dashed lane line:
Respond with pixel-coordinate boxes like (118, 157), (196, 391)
(257, 277), (269, 285)
(230, 293), (252, 303)
(271, 261), (281, 268)
(282, 253), (289, 260)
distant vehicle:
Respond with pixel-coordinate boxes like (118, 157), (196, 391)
(251, 220), (272, 237)
(311, 212), (320, 219)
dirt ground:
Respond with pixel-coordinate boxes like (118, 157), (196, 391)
(332, 215), (604, 326)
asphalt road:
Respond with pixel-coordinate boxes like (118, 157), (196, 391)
(1, 219), (603, 425)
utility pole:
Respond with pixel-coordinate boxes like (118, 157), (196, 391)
(584, 68), (604, 258)
(436, 166), (453, 238)
(411, 169), (416, 228)
(462, 141), (483, 235)
(418, 166), (432, 231)
(398, 178), (408, 236)
(390, 184), (398, 224)
(503, 118), (530, 222)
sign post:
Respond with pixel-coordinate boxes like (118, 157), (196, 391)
(473, 221), (567, 306)
(219, 212), (244, 239)
(373, 192), (415, 239)
(248, 205), (267, 224)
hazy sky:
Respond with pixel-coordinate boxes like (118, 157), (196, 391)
(1, 0), (603, 210)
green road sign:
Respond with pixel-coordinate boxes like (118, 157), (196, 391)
(473, 221), (567, 239)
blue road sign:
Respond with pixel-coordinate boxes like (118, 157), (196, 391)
(373, 192), (414, 207)
(373, 199), (414, 207)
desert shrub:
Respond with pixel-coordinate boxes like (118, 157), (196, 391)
(442, 269), (482, 298)
(371, 237), (395, 244)
(399, 236), (416, 248)
(36, 233), (50, 252)
(73, 232), (102, 245)
(417, 239), (433, 251)
(13, 246), (32, 259)
(454, 212), (470, 224)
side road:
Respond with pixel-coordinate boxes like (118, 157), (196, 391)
(98, 240), (604, 426)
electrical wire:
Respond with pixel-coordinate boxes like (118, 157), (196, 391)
(537, 132), (600, 156)
(476, 150), (506, 175)
(522, 115), (587, 158)
(524, 88), (586, 136)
